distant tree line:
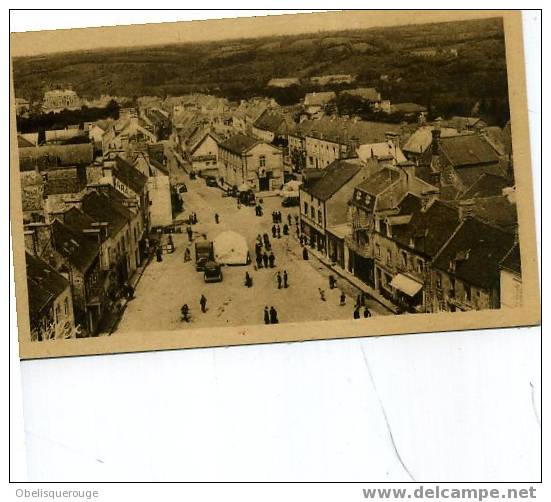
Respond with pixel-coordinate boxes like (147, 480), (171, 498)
(16, 100), (120, 133)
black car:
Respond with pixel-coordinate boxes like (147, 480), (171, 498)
(203, 260), (223, 283)
(282, 195), (300, 207)
(205, 176), (218, 187)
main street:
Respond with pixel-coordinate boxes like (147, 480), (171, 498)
(115, 168), (390, 335)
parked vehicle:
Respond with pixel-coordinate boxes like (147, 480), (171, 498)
(203, 260), (223, 283)
(205, 176), (218, 187)
(238, 189), (256, 206)
(195, 240), (214, 271)
(282, 195), (300, 207)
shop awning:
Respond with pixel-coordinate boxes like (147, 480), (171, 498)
(390, 274), (423, 297)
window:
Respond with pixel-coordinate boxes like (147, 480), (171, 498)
(304, 202), (308, 215)
(64, 298), (69, 316)
(416, 258), (424, 274)
(401, 251), (407, 268)
(311, 207), (315, 220)
(386, 249), (392, 265)
(259, 155), (266, 168)
(375, 243), (381, 258)
(317, 210), (322, 225)
(436, 272), (442, 289)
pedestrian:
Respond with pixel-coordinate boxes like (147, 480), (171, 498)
(200, 294), (207, 313)
(262, 253), (269, 268)
(269, 251), (275, 268)
(278, 211), (282, 223)
(277, 271), (282, 289)
(245, 272), (253, 288)
(363, 306), (372, 318)
(283, 223), (289, 235)
(156, 246), (163, 262)
(269, 306), (278, 324)
(302, 247), (309, 260)
(318, 288), (326, 302)
(126, 283), (135, 299)
(340, 292), (346, 306)
(276, 225), (281, 239)
(187, 225), (193, 242)
(294, 215), (299, 226)
(181, 304), (190, 322)
(271, 225), (277, 238)
(329, 274), (336, 289)
(296, 226), (300, 238)
(264, 306), (270, 324)
(353, 307), (361, 319)
(184, 247), (191, 262)
(272, 211), (276, 224)
(287, 213), (292, 226)
(215, 213), (220, 224)
(256, 253), (263, 269)
(283, 270), (288, 288)
(255, 241), (262, 257)
(263, 233), (269, 245)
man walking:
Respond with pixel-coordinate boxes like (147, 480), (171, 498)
(277, 271), (282, 289)
(283, 270), (288, 288)
(264, 306), (270, 324)
(318, 288), (326, 302)
(256, 253), (263, 269)
(214, 213), (220, 224)
(363, 306), (372, 318)
(262, 252), (269, 269)
(269, 251), (275, 268)
(200, 294), (207, 313)
(353, 307), (361, 319)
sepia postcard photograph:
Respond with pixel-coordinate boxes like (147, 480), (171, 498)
(9, 10), (540, 360)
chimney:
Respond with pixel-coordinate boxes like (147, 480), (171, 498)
(431, 128), (441, 155)
(398, 161), (416, 188)
(24, 229), (38, 256)
(385, 131), (400, 149)
(24, 222), (52, 256)
(458, 199), (475, 221)
(420, 188), (440, 212)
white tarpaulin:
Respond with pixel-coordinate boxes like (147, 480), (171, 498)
(213, 231), (250, 265)
(390, 274), (423, 297)
(280, 180), (302, 195)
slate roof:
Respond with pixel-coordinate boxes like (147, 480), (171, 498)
(81, 191), (133, 238)
(393, 200), (461, 259)
(304, 91), (336, 106)
(341, 88), (381, 102)
(461, 173), (510, 199)
(253, 111), (288, 134)
(433, 217), (516, 290)
(402, 126), (464, 154)
(500, 242), (521, 274)
(113, 156), (148, 193)
(18, 143), (94, 171)
(43, 167), (87, 196)
(303, 159), (362, 201)
(294, 117), (408, 146)
(356, 168), (400, 197)
(466, 196), (518, 232)
(219, 134), (259, 155)
(439, 134), (499, 168)
(26, 252), (69, 316)
(50, 219), (100, 273)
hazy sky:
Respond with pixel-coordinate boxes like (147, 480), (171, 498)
(10, 10), (503, 58)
